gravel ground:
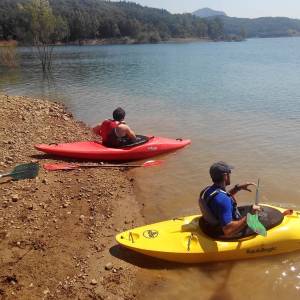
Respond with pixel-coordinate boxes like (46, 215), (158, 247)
(0, 94), (144, 300)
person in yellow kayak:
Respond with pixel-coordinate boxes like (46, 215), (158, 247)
(93, 107), (137, 148)
(199, 161), (260, 238)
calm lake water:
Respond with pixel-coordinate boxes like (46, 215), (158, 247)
(1, 37), (300, 299)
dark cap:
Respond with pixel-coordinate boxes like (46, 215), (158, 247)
(209, 161), (234, 182)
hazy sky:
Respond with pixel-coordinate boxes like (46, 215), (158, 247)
(122, 0), (300, 19)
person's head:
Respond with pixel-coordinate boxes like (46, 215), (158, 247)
(209, 161), (233, 186)
(113, 107), (125, 121)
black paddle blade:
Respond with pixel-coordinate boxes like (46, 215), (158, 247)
(10, 163), (40, 180)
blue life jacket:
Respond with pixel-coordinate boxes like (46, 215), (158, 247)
(199, 186), (241, 226)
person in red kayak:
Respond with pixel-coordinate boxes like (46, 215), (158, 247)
(93, 107), (137, 148)
(199, 161), (259, 238)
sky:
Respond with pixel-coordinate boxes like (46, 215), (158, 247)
(119, 0), (300, 19)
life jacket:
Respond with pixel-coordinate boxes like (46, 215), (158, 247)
(199, 186), (241, 226)
(99, 119), (119, 145)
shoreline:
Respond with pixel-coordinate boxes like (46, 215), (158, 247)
(0, 94), (144, 299)
(0, 37), (211, 48)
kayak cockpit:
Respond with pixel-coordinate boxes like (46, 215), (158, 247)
(195, 205), (284, 241)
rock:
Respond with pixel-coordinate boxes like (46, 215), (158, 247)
(43, 288), (50, 295)
(79, 215), (85, 222)
(105, 262), (113, 270)
(27, 203), (34, 210)
(12, 194), (19, 202)
(90, 279), (98, 285)
(5, 156), (13, 162)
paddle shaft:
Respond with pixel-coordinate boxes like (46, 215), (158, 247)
(255, 179), (260, 205)
(0, 173), (11, 179)
(75, 164), (146, 168)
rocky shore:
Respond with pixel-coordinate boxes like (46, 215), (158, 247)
(0, 94), (144, 299)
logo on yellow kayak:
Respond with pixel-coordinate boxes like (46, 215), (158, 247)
(246, 246), (276, 254)
(143, 229), (159, 239)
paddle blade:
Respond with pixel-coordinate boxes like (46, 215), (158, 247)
(142, 160), (163, 167)
(247, 213), (267, 237)
(10, 163), (40, 180)
(43, 163), (80, 171)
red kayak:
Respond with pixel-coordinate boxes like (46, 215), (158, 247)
(34, 136), (191, 161)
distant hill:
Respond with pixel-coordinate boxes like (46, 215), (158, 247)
(221, 16), (300, 38)
(192, 7), (300, 38)
(193, 7), (226, 18)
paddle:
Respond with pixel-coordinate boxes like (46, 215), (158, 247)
(43, 160), (163, 171)
(246, 179), (267, 237)
(0, 163), (40, 181)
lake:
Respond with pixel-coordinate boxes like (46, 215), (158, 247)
(1, 37), (300, 299)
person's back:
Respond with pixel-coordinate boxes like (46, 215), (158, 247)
(93, 107), (136, 148)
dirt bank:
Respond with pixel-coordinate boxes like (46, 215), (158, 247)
(0, 94), (144, 299)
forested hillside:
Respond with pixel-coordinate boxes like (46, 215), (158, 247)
(2, 0), (299, 45)
(0, 0), (224, 43)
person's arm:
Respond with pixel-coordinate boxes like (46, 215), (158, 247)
(222, 217), (247, 237)
(229, 182), (256, 196)
(229, 182), (261, 213)
(215, 194), (248, 237)
(119, 124), (136, 140)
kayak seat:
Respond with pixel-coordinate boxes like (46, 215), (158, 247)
(116, 135), (150, 149)
(199, 205), (284, 241)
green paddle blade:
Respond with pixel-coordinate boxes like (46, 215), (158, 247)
(247, 213), (267, 237)
(9, 163), (40, 180)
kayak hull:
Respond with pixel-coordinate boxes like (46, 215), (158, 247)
(34, 136), (191, 161)
(116, 205), (300, 263)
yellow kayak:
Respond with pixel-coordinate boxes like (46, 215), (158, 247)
(115, 205), (300, 263)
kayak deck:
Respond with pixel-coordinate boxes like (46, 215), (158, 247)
(116, 205), (300, 263)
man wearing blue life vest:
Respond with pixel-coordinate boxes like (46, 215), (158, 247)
(93, 107), (136, 148)
(199, 161), (260, 238)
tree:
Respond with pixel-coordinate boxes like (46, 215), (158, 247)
(208, 18), (224, 40)
(240, 27), (246, 39)
(25, 0), (68, 72)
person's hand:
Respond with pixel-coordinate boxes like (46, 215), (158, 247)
(252, 204), (261, 213)
(238, 182), (256, 192)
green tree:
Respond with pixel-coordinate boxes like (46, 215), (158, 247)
(208, 18), (224, 40)
(26, 0), (68, 72)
